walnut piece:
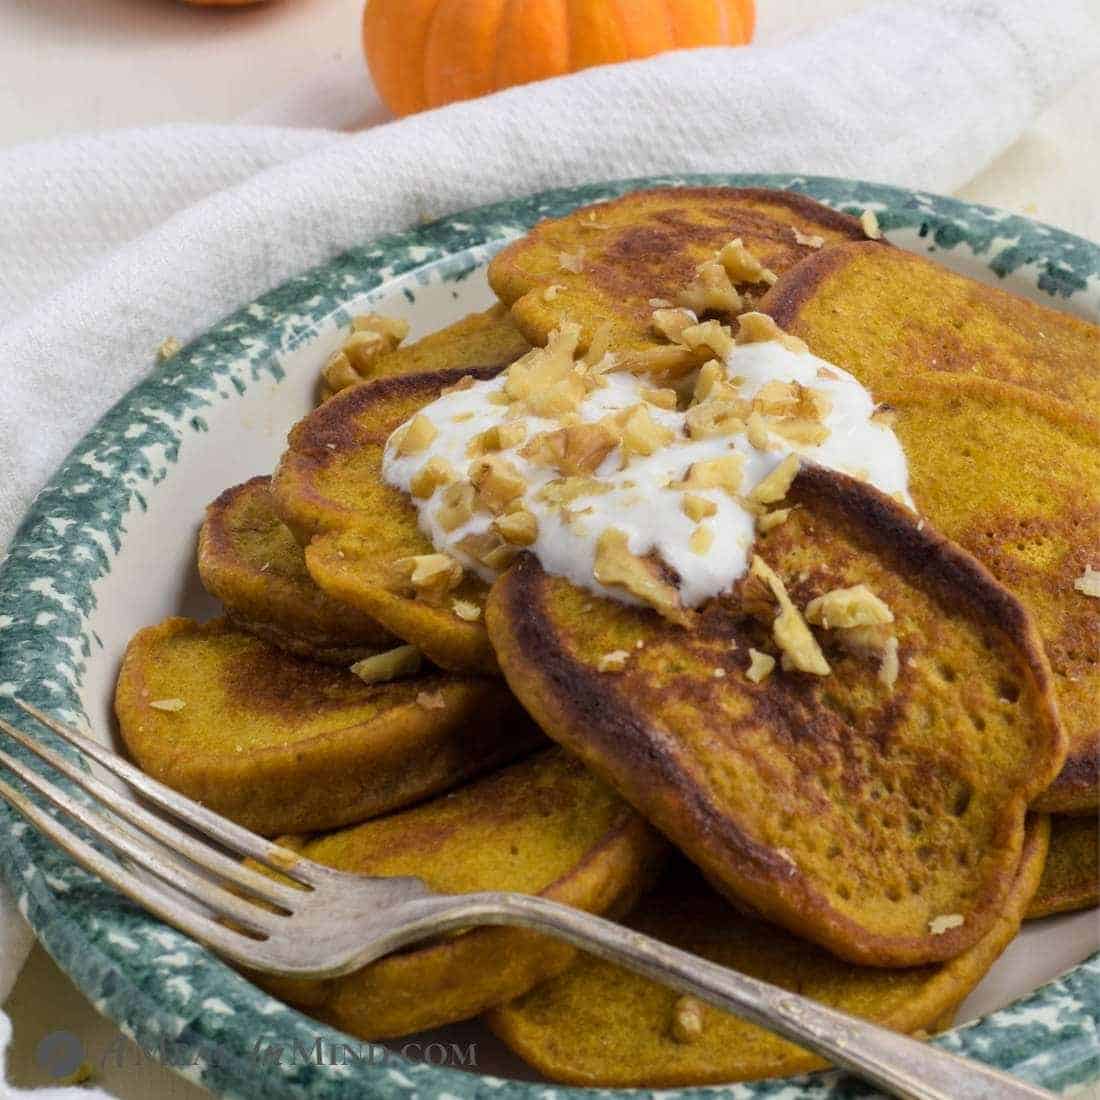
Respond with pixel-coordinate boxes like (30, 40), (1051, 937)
(537, 477), (611, 506)
(451, 599), (482, 622)
(805, 584), (895, 630)
(350, 645), (421, 684)
(393, 414), (437, 457)
(149, 698), (186, 712)
(390, 553), (464, 603)
(597, 650), (631, 673)
(467, 421), (527, 457)
(671, 996), (705, 1043)
(718, 238), (778, 285)
(469, 455), (526, 514)
(750, 556), (831, 676)
(861, 210), (883, 240)
(455, 530), (519, 572)
(681, 493), (718, 522)
(594, 528), (690, 626)
(750, 454), (800, 504)
(409, 457), (457, 499)
(677, 454), (744, 496)
(677, 260), (743, 316)
(689, 526), (714, 555)
(522, 422), (619, 476)
(929, 913), (964, 935)
(620, 405), (674, 459)
(494, 509), (539, 546)
(436, 481), (476, 531)
(504, 324), (585, 416)
(1074, 566), (1100, 598)
(651, 307), (698, 345)
(746, 648), (776, 683)
(735, 312), (809, 354)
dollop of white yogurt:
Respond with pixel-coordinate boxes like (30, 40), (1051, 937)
(382, 340), (910, 609)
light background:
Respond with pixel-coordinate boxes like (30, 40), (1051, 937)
(2, 1), (1098, 1097)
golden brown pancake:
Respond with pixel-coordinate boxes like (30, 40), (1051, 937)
(487, 467), (1065, 967)
(488, 187), (873, 355)
(273, 368), (506, 674)
(763, 241), (1100, 413)
(197, 476), (393, 664)
(114, 617), (540, 835)
(254, 749), (665, 1038)
(319, 304), (530, 400)
(1026, 815), (1099, 920)
(747, 349), (1097, 812)
(488, 818), (1049, 1088)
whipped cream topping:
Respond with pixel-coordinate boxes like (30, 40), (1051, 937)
(382, 339), (911, 610)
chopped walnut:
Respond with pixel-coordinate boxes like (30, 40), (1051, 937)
(467, 421), (527, 457)
(436, 481), (476, 531)
(322, 314), (409, 395)
(680, 319), (735, 359)
(594, 528), (690, 626)
(409, 457), (457, 499)
(350, 645), (421, 684)
(677, 260), (743, 316)
(684, 399), (748, 440)
(393, 414), (437, 457)
(494, 509), (539, 546)
(157, 337), (182, 362)
(543, 284), (565, 302)
(149, 698), (185, 712)
(750, 556), (831, 676)
(689, 526), (714, 555)
(757, 507), (792, 533)
(793, 229), (825, 249)
(1074, 566), (1100, 598)
(618, 343), (701, 379)
(522, 422), (619, 476)
(745, 410), (775, 451)
(750, 454), (800, 504)
(452, 599), (482, 622)
(620, 405), (674, 459)
(677, 454), (744, 495)
(321, 351), (359, 397)
(441, 375), (477, 396)
(469, 456), (526, 514)
(537, 477), (611, 506)
(681, 494), (717, 522)
(718, 238), (778, 285)
(456, 530), (519, 572)
(390, 553), (464, 602)
(746, 648), (776, 683)
(505, 324), (586, 416)
(735, 312), (809, 354)
(805, 584), (895, 630)
(929, 913), (964, 935)
(652, 308), (698, 345)
(693, 360), (726, 403)
(642, 387), (678, 410)
(771, 418), (830, 446)
(860, 210), (883, 240)
(597, 650), (631, 673)
(670, 996), (705, 1043)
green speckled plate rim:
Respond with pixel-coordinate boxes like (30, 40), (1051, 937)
(0, 173), (1097, 1100)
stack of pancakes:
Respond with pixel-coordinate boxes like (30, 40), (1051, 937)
(115, 188), (1098, 1087)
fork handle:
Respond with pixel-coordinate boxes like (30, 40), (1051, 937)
(423, 891), (1054, 1100)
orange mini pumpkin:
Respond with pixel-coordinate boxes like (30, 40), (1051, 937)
(364, 0), (756, 118)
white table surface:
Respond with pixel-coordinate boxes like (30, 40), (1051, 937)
(2, 1), (1098, 1097)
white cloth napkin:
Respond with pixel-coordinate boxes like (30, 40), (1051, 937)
(0, 0), (1097, 1093)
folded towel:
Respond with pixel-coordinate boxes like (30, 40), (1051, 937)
(0, 1), (1097, 1093)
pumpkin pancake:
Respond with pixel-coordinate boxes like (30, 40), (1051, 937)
(1026, 815), (1099, 920)
(319, 304), (530, 400)
(763, 242), (1100, 414)
(115, 617), (539, 836)
(273, 368), (508, 674)
(488, 818), (1049, 1088)
(198, 476), (393, 664)
(487, 187), (873, 356)
(487, 467), (1065, 967)
(773, 371), (1098, 813)
(253, 749), (665, 1038)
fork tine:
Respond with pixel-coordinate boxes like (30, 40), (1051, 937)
(0, 744), (281, 936)
(12, 699), (322, 886)
(0, 717), (302, 909)
(0, 769), (264, 963)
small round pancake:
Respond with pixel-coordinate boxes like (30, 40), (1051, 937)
(1026, 815), (1099, 920)
(114, 617), (540, 836)
(487, 468), (1065, 967)
(255, 749), (665, 1038)
(488, 187), (872, 355)
(488, 818), (1049, 1088)
(198, 476), (393, 664)
(273, 368), (506, 674)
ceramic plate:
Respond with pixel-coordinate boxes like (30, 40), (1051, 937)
(1, 175), (1097, 1100)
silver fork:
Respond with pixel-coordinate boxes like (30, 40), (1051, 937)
(0, 698), (1054, 1100)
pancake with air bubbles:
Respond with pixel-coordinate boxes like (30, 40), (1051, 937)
(272, 368), (508, 674)
(198, 476), (393, 664)
(487, 467), (1065, 967)
(489, 818), (1048, 1088)
(115, 617), (539, 836)
(1025, 815), (1099, 920)
(488, 187), (875, 356)
(252, 748), (665, 1039)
